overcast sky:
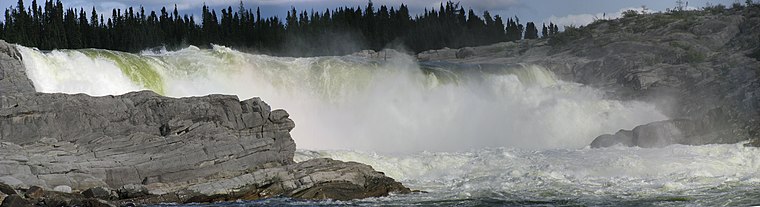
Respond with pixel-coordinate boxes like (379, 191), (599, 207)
(1, 0), (731, 27)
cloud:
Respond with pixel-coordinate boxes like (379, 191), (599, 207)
(461, 0), (521, 11)
(543, 6), (653, 28)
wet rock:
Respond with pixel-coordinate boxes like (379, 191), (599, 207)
(590, 117), (740, 148)
(269, 109), (290, 122)
(351, 49), (408, 60)
(70, 198), (113, 207)
(185, 158), (410, 202)
(590, 132), (634, 148)
(117, 184), (148, 199)
(82, 187), (114, 200)
(25, 186), (45, 199)
(0, 183), (16, 195)
(0, 195), (33, 207)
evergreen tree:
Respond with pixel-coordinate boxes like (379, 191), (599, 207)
(0, 0), (556, 56)
(524, 22), (538, 39)
(541, 23), (548, 38)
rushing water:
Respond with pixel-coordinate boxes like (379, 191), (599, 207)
(16, 45), (760, 206)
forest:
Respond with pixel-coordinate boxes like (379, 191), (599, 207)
(0, 0), (560, 56)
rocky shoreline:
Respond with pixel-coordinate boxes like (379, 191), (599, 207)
(0, 40), (409, 206)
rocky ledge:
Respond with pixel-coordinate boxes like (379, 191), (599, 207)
(0, 40), (409, 206)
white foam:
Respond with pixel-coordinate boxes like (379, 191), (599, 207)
(17, 47), (143, 96)
(296, 143), (760, 205)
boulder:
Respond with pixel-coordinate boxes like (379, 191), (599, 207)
(455, 47), (476, 59)
(0, 195), (33, 207)
(117, 184), (149, 199)
(52, 185), (72, 193)
(590, 116), (741, 148)
(25, 186), (45, 199)
(184, 158), (410, 203)
(591, 120), (686, 148)
(82, 187), (114, 199)
(0, 183), (16, 196)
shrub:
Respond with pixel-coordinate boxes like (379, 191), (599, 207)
(732, 2), (745, 10)
(622, 10), (640, 18)
(548, 25), (591, 46)
(704, 4), (727, 14)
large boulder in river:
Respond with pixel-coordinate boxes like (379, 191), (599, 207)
(591, 110), (742, 148)
(591, 119), (691, 148)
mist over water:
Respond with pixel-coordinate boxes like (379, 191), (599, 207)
(17, 45), (666, 153)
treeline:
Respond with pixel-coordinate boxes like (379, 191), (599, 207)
(0, 0), (561, 56)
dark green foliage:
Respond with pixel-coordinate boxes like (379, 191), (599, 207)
(622, 10), (639, 18)
(0, 0), (559, 56)
(547, 23), (559, 37)
(541, 23), (548, 38)
(703, 4), (727, 14)
(524, 22), (538, 39)
(548, 25), (590, 46)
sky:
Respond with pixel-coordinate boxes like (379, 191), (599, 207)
(0, 0), (733, 27)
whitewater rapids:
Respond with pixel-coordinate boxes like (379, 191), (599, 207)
(16, 45), (760, 206)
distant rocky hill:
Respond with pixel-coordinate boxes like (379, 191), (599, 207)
(418, 5), (760, 148)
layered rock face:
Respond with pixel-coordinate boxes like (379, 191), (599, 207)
(0, 40), (34, 95)
(0, 40), (408, 205)
(419, 7), (760, 147)
(0, 91), (295, 189)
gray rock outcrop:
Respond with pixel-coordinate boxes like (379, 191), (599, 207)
(0, 91), (296, 190)
(591, 107), (740, 148)
(0, 40), (409, 205)
(0, 40), (34, 95)
(455, 47), (476, 59)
